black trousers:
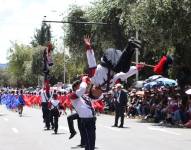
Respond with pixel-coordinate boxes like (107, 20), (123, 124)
(41, 102), (50, 129)
(67, 113), (85, 145)
(81, 117), (96, 150)
(50, 109), (59, 133)
(114, 108), (125, 127)
(113, 46), (135, 73)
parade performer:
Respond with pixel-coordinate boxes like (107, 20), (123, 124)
(70, 77), (96, 150)
(84, 36), (143, 98)
(40, 88), (52, 130)
(41, 41), (54, 130)
(17, 90), (25, 117)
(50, 93), (62, 134)
(67, 80), (86, 148)
(67, 112), (86, 148)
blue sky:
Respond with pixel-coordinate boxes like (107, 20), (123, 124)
(0, 0), (93, 64)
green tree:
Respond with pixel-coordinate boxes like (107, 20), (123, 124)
(31, 22), (52, 47)
(8, 42), (33, 87)
(0, 69), (11, 87)
(65, 6), (91, 58)
(31, 22), (53, 86)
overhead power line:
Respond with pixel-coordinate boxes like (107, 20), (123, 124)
(42, 20), (109, 25)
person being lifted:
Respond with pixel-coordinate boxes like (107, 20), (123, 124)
(84, 35), (144, 99)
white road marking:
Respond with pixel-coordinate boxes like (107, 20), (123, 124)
(59, 126), (69, 132)
(3, 118), (8, 121)
(12, 128), (19, 134)
(148, 127), (181, 136)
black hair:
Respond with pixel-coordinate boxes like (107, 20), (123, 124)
(72, 80), (81, 91)
(88, 84), (96, 99)
(53, 93), (57, 99)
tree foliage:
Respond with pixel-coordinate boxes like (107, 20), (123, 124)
(64, 0), (191, 83)
(7, 43), (33, 87)
(0, 69), (11, 87)
(3, 0), (191, 88)
(31, 22), (52, 47)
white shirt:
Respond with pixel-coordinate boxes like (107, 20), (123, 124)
(71, 82), (94, 118)
(86, 49), (96, 68)
(40, 90), (49, 103)
(86, 49), (138, 87)
(50, 99), (59, 109)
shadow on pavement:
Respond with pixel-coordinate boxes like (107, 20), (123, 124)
(71, 146), (99, 149)
(51, 132), (66, 135)
(0, 113), (7, 116)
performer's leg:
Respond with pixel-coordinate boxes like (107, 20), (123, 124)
(82, 118), (96, 150)
(114, 112), (119, 126)
(54, 116), (58, 134)
(50, 110), (54, 129)
(67, 113), (78, 139)
(113, 39), (141, 73)
(45, 108), (50, 130)
(113, 47), (135, 73)
(119, 114), (124, 127)
(78, 118), (86, 146)
(41, 102), (47, 124)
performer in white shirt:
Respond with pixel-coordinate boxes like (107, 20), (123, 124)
(83, 36), (144, 99)
(70, 76), (96, 150)
(50, 93), (61, 134)
(40, 89), (51, 130)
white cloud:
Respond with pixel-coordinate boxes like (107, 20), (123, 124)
(0, 0), (93, 64)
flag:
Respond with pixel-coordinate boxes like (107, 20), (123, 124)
(153, 55), (172, 77)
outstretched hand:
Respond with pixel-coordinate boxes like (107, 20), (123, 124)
(81, 75), (91, 85)
(136, 62), (145, 71)
(84, 35), (92, 50)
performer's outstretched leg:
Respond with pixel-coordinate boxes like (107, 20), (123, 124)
(113, 48), (135, 73)
(113, 38), (141, 73)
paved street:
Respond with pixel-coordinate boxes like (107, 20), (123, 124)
(0, 105), (191, 150)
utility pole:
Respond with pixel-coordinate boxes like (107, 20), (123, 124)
(63, 49), (66, 84)
(136, 30), (139, 81)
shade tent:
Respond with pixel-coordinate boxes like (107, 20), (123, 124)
(155, 78), (177, 87)
(145, 75), (163, 83)
(143, 75), (177, 89)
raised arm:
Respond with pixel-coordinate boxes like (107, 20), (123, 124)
(70, 76), (91, 100)
(84, 36), (97, 78)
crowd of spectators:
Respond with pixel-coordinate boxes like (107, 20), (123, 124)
(103, 85), (191, 128)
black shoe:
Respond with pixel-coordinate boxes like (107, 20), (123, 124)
(80, 145), (85, 148)
(69, 131), (77, 139)
(77, 144), (85, 148)
(128, 37), (142, 49)
(112, 125), (118, 127)
(118, 125), (123, 128)
(44, 128), (50, 131)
